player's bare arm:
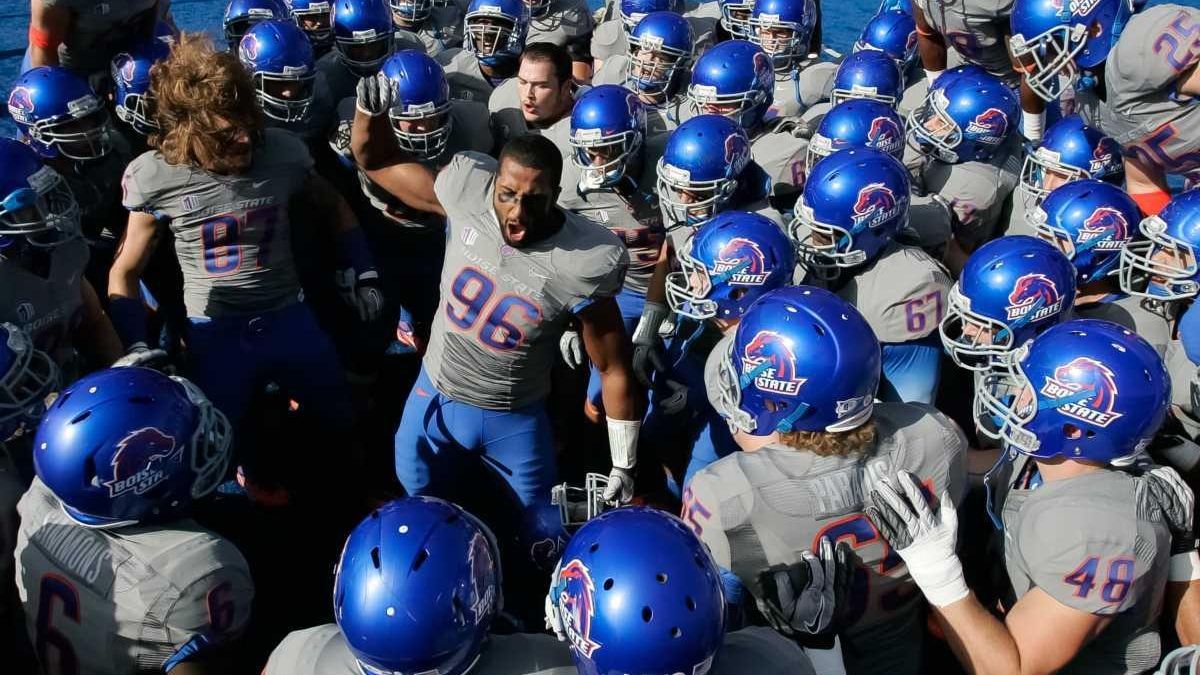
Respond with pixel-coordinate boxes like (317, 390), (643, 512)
(913, 4), (947, 76)
(78, 278), (124, 365)
(1124, 151), (1172, 217)
(580, 296), (642, 424)
(28, 0), (70, 68)
(107, 210), (160, 305)
(304, 172), (363, 235)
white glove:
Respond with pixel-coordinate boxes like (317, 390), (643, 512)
(335, 268), (385, 323)
(356, 71), (393, 117)
(545, 560), (567, 640)
(864, 472), (968, 607)
(603, 467), (635, 505)
(559, 329), (584, 368)
(1142, 465), (1200, 581)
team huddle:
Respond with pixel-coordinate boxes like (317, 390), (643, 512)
(2, 0), (1200, 672)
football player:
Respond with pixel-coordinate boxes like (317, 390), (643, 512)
(592, 11), (697, 135)
(223, 0), (292, 50)
(239, 19), (336, 147)
(390, 0), (467, 57)
(850, 9), (929, 118)
(318, 0), (399, 105)
(0, 138), (123, 368)
(14, 366), (253, 674)
(793, 148), (951, 404)
(489, 42), (577, 150)
(108, 34), (370, 434)
(913, 0), (1019, 86)
(798, 48), (906, 124)
(686, 285), (967, 675)
(747, 0), (837, 120)
(289, 0), (335, 55)
(391, 136), (640, 533)
(524, 0), (594, 82)
(264, 497), (577, 674)
(439, 0), (530, 103)
(687, 40), (810, 214)
(109, 36), (171, 151)
(26, 0), (162, 84)
(592, 0), (715, 74)
(337, 50), (492, 359)
(805, 98), (906, 170)
(906, 65), (1020, 273)
(1007, 114), (1124, 237)
(1032, 179), (1172, 356)
(876, 319), (1173, 674)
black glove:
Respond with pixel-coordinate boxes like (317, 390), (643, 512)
(755, 538), (855, 643)
(631, 301), (670, 388)
(1141, 465), (1197, 556)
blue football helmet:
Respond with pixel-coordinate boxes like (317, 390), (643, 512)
(625, 11), (695, 97)
(940, 235), (1077, 372)
(289, 0), (334, 46)
(549, 506), (725, 675)
(878, 0), (913, 14)
(1020, 114), (1122, 203)
(240, 20), (317, 123)
(1009, 0), (1135, 101)
(33, 368), (232, 528)
(7, 67), (114, 161)
(1031, 179), (1138, 285)
(111, 38), (171, 136)
(0, 137), (81, 247)
(619, 0), (678, 30)
(975, 319), (1168, 463)
(333, 0), (395, 75)
(334, 497), (500, 675)
(656, 114), (754, 229)
(1119, 189), (1200, 301)
(666, 210), (796, 320)
(0, 323), (58, 442)
(391, 0), (434, 26)
(853, 9), (917, 73)
(225, 0), (293, 47)
(464, 0), (529, 67)
(907, 66), (1017, 164)
(829, 48), (904, 108)
(570, 85), (646, 191)
(687, 40), (775, 129)
(381, 50), (454, 160)
(748, 0), (816, 71)
(717, 286), (881, 434)
(718, 0), (754, 39)
(807, 98), (905, 171)
(791, 147), (911, 277)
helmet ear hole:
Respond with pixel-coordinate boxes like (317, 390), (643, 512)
(1063, 423), (1082, 440)
(603, 577), (614, 590)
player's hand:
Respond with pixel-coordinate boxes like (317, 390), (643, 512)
(655, 378), (690, 416)
(603, 466), (635, 506)
(865, 472), (968, 608)
(559, 329), (584, 368)
(1141, 465), (1197, 555)
(356, 71), (393, 117)
(631, 301), (671, 388)
(755, 537), (854, 640)
(545, 560), (567, 641)
(112, 345), (172, 372)
(336, 268), (385, 323)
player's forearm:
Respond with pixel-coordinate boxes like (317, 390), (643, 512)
(77, 281), (124, 365)
(1167, 580), (1200, 644)
(936, 593), (1024, 675)
(599, 365), (641, 422)
(307, 173), (359, 234)
(914, 8), (947, 73)
(351, 108), (402, 171)
(1018, 77), (1046, 116)
(644, 241), (671, 305)
(28, 2), (68, 68)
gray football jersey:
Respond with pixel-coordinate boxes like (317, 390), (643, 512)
(768, 62), (837, 120)
(265, 624), (576, 675)
(42, 0), (159, 76)
(1004, 183), (1039, 237)
(425, 152), (628, 409)
(267, 72), (335, 144)
(902, 192), (955, 252)
(1100, 5), (1200, 177)
(397, 3), (467, 58)
(916, 133), (1021, 248)
(751, 122), (809, 204)
(915, 0), (1019, 86)
(816, 242), (952, 344)
(896, 73), (929, 120)
(14, 478), (254, 674)
(527, 0), (595, 47)
(0, 444), (23, 618)
(490, 83), (576, 152)
(1000, 465), (1171, 675)
(591, 19), (628, 64)
(710, 627), (818, 675)
(331, 96), (493, 228)
(440, 48), (506, 103)
(1074, 294), (1173, 357)
(0, 237), (88, 356)
(1166, 338), (1200, 439)
(683, 402), (968, 675)
(558, 136), (666, 295)
(121, 128), (310, 318)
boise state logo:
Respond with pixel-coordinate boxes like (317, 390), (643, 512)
(714, 237), (770, 285)
(852, 182), (902, 228)
(1077, 206), (1128, 250)
(8, 86), (35, 124)
(1039, 357), (1124, 427)
(557, 559), (602, 658)
(867, 116), (904, 155)
(239, 33), (259, 62)
(1089, 142), (1116, 176)
(466, 532), (497, 626)
(965, 108), (1008, 143)
(115, 54), (136, 84)
(102, 427), (183, 498)
(724, 132), (750, 175)
(753, 50), (773, 90)
(1005, 273), (1063, 321)
(742, 330), (805, 396)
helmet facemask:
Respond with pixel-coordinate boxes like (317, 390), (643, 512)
(1019, 148), (1088, 204)
(336, 30), (394, 75)
(1009, 22), (1088, 102)
(939, 284), (1018, 372)
(719, 0), (754, 39)
(973, 343), (1041, 453)
(790, 201), (871, 279)
(254, 68), (317, 123)
(1118, 216), (1200, 301)
(906, 89), (962, 163)
(295, 2), (334, 42)
(32, 95), (114, 161)
(465, 13), (520, 65)
(174, 376), (233, 501)
(0, 327), (59, 442)
(0, 165), (81, 248)
(687, 83), (768, 130)
(389, 98), (454, 160)
(656, 159), (738, 230)
(391, 0), (434, 27)
(570, 126), (641, 191)
(625, 35), (689, 98)
(749, 16), (808, 72)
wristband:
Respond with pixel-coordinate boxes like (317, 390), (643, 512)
(336, 228), (376, 278)
(1169, 550), (1200, 582)
(924, 69), (944, 84)
(1021, 110), (1045, 144)
(29, 25), (63, 50)
(1132, 190), (1172, 218)
(607, 417), (639, 470)
(632, 302), (669, 344)
(107, 296), (148, 350)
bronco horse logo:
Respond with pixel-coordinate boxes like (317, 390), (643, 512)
(1005, 273), (1063, 322)
(742, 330), (805, 396)
(965, 108), (1008, 141)
(852, 182), (899, 227)
(1039, 357), (1124, 427)
(1077, 206), (1129, 250)
(714, 237), (770, 285)
(557, 559), (603, 658)
(868, 116), (904, 155)
(103, 427), (182, 498)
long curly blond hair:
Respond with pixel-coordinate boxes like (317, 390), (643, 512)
(147, 32), (262, 173)
(778, 419), (878, 458)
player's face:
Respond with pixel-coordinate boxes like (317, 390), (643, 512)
(263, 78), (312, 102)
(396, 111), (446, 134)
(517, 59), (571, 124)
(1149, 245), (1195, 286)
(1039, 166), (1074, 192)
(698, 100), (743, 117)
(299, 12), (331, 34)
(755, 24), (795, 55)
(962, 319), (996, 346)
(584, 141), (622, 167)
(470, 17), (511, 55)
(493, 158), (557, 246)
(392, 2), (419, 28)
